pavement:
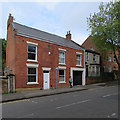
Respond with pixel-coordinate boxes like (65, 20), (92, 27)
(2, 80), (118, 103)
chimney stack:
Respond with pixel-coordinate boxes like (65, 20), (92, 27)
(7, 13), (13, 29)
(66, 30), (71, 40)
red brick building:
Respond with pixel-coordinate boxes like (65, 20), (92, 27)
(6, 14), (85, 90)
(82, 35), (118, 73)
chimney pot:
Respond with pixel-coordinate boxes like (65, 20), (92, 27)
(66, 30), (71, 40)
(69, 30), (70, 34)
(7, 13), (13, 29)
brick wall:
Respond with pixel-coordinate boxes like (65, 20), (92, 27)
(14, 35), (85, 89)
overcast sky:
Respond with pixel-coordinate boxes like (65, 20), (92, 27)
(0, 0), (109, 45)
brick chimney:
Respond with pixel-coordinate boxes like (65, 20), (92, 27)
(7, 13), (13, 29)
(66, 30), (71, 40)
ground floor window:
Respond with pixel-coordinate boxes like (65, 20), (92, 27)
(28, 68), (37, 83)
(59, 69), (65, 83)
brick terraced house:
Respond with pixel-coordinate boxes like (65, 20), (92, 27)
(6, 14), (86, 90)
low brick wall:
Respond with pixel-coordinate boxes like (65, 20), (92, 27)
(86, 76), (114, 85)
(1, 78), (8, 93)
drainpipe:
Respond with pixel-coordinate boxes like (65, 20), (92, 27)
(56, 67), (58, 89)
(83, 49), (86, 85)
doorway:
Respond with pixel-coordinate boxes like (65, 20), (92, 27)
(43, 71), (50, 89)
(73, 71), (82, 85)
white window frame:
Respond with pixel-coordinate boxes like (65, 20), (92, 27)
(59, 67), (66, 83)
(76, 53), (82, 66)
(26, 63), (39, 85)
(59, 50), (65, 65)
(27, 41), (38, 62)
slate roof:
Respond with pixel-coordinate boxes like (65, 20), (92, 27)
(12, 22), (84, 50)
(85, 49), (100, 55)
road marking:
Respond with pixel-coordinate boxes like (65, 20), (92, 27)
(56, 99), (91, 109)
(111, 113), (116, 116)
(107, 113), (116, 118)
(102, 93), (118, 98)
(2, 99), (27, 104)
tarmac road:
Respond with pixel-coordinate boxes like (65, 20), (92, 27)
(2, 84), (119, 118)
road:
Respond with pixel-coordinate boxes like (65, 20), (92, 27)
(2, 84), (119, 118)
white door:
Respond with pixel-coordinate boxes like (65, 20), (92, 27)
(43, 71), (49, 89)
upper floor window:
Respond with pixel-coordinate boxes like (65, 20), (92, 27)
(28, 45), (37, 61)
(76, 54), (82, 66)
(59, 51), (65, 64)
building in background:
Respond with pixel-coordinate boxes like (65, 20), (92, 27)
(85, 49), (100, 77)
(82, 35), (118, 73)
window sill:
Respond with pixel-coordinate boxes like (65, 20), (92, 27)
(27, 82), (39, 85)
(59, 81), (66, 84)
(76, 65), (82, 67)
(27, 59), (38, 63)
(59, 63), (66, 65)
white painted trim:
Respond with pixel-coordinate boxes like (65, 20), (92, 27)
(84, 49), (85, 72)
(27, 41), (38, 46)
(43, 72), (50, 89)
(59, 63), (66, 65)
(59, 81), (66, 84)
(70, 67), (86, 86)
(76, 65), (82, 67)
(42, 67), (51, 71)
(58, 66), (66, 69)
(76, 52), (82, 54)
(26, 63), (39, 67)
(58, 48), (66, 51)
(27, 60), (38, 63)
(27, 82), (39, 85)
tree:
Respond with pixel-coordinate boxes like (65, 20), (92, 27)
(87, 1), (120, 80)
(1, 39), (7, 70)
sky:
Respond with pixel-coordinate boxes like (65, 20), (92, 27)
(0, 0), (110, 45)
